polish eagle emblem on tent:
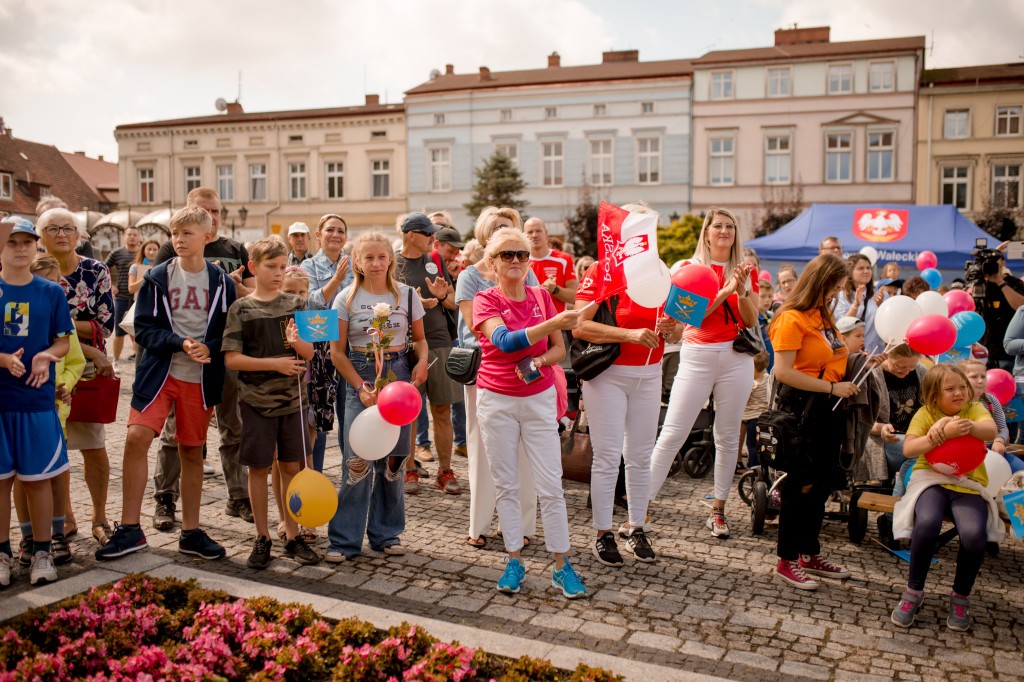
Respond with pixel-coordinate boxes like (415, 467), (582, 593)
(852, 209), (909, 243)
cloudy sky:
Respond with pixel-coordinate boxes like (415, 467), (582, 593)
(2, 0), (1022, 161)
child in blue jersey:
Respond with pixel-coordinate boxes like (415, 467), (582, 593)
(0, 218), (74, 588)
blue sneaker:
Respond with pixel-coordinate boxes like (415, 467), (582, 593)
(552, 558), (587, 599)
(497, 556), (525, 593)
(95, 524), (148, 561)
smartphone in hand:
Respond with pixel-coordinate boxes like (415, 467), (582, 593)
(516, 356), (542, 383)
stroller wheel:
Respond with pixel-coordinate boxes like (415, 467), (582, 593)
(751, 481), (768, 535)
(683, 445), (713, 479)
(737, 469), (757, 506)
(667, 449), (684, 478)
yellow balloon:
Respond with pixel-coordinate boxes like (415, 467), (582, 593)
(286, 469), (339, 527)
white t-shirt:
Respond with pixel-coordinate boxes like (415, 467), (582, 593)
(167, 259), (210, 383)
(334, 283), (425, 350)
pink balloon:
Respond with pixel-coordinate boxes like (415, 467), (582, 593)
(925, 435), (986, 477)
(986, 369), (1016, 405)
(905, 314), (957, 356)
(376, 381), (421, 426)
(943, 289), (975, 316)
(759, 269), (771, 283)
(670, 263), (720, 301)
(916, 251), (938, 271)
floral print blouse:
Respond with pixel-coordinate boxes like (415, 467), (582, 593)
(60, 256), (114, 349)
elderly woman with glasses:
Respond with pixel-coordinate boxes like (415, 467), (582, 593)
(473, 228), (587, 599)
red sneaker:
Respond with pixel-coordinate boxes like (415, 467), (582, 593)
(436, 469), (461, 495)
(799, 554), (851, 579)
(404, 471), (420, 495)
(775, 559), (819, 590)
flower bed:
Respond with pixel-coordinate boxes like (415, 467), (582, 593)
(0, 575), (621, 681)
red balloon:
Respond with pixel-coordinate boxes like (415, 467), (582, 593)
(944, 289), (975, 316)
(905, 314), (957, 356)
(925, 435), (987, 477)
(376, 381), (421, 426)
(671, 263), (720, 301)
(916, 250), (938, 271)
(986, 368), (1016, 405)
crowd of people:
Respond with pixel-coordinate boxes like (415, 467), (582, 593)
(0, 192), (1016, 629)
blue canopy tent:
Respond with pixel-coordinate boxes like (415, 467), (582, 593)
(745, 203), (1003, 271)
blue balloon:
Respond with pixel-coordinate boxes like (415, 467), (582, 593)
(951, 311), (985, 348)
(920, 268), (942, 290)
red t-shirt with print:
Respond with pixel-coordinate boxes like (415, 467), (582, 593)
(680, 261), (759, 345)
(529, 249), (575, 313)
(575, 262), (664, 366)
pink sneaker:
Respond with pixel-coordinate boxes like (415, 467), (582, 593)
(775, 559), (819, 590)
(799, 554), (851, 579)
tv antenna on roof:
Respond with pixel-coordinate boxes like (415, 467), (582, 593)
(215, 98), (228, 112)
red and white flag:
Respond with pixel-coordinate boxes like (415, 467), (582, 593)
(584, 201), (661, 303)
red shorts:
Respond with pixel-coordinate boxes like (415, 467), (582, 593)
(128, 376), (214, 447)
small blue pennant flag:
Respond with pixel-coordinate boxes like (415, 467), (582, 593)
(1003, 489), (1024, 539)
(1002, 397), (1024, 423)
(664, 284), (710, 327)
(295, 309), (339, 343)
(936, 346), (971, 364)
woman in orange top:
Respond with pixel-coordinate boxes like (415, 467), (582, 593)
(768, 254), (861, 591)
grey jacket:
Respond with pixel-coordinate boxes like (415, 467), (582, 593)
(859, 362), (928, 481)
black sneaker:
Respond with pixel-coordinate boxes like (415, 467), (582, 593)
(225, 498), (254, 523)
(95, 524), (148, 561)
(51, 533), (73, 565)
(284, 536), (321, 565)
(153, 493), (176, 531)
(178, 528), (226, 560)
(18, 535), (31, 567)
(247, 535), (272, 569)
(592, 531), (623, 567)
(624, 527), (657, 563)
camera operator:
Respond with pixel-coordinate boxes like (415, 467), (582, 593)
(978, 248), (1024, 370)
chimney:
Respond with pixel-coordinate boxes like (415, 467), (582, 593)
(98, 155), (104, 161)
(445, 64), (454, 75)
(479, 66), (491, 81)
(548, 52), (561, 68)
(74, 151), (86, 156)
(365, 94), (380, 106)
(226, 101), (244, 115)
(602, 49), (639, 64)
(774, 26), (830, 46)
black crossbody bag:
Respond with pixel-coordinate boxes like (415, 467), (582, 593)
(723, 300), (765, 356)
(756, 371), (823, 472)
(569, 294), (621, 381)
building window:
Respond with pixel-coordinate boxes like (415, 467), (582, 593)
(325, 161), (344, 200)
(867, 131), (895, 181)
(434, 113), (445, 126)
(825, 132), (852, 183)
(371, 131), (386, 138)
(500, 109), (512, 122)
(184, 166), (201, 198)
(941, 167), (969, 209)
(184, 140), (198, 148)
(709, 136), (734, 185)
(288, 135), (303, 143)
(0, 172), (11, 200)
(767, 68), (791, 97)
(494, 142), (518, 167)
(545, 107), (558, 119)
(764, 135), (791, 184)
(429, 147), (451, 192)
(371, 159), (390, 198)
(993, 164), (1021, 209)
(588, 139), (613, 186)
(249, 164), (267, 201)
(288, 162), (307, 200)
(641, 101), (654, 114)
(637, 137), (661, 184)
(996, 106), (1021, 136)
(541, 141), (564, 187)
(217, 165), (234, 201)
(594, 104), (607, 117)
(944, 109), (970, 139)
(711, 71), (733, 100)
(827, 64), (852, 94)
(869, 62), (895, 92)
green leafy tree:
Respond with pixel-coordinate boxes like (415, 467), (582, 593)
(564, 182), (600, 258)
(463, 151), (529, 226)
(657, 214), (703, 265)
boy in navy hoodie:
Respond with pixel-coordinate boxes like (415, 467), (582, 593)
(96, 206), (237, 561)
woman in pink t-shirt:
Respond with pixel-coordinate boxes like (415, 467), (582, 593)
(472, 228), (587, 599)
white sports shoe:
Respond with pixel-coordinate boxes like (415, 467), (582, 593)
(30, 551), (57, 586)
(0, 553), (14, 587)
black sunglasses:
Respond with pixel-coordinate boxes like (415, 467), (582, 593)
(412, 231), (433, 237)
(497, 250), (530, 263)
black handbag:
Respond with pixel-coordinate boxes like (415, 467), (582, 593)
(569, 295), (621, 381)
(756, 373), (821, 472)
(723, 300), (765, 356)
(445, 346), (481, 385)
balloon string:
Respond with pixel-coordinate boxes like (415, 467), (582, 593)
(636, 305), (662, 391)
(832, 340), (898, 411)
(296, 373), (307, 471)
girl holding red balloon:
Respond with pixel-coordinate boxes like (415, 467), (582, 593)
(891, 364), (1004, 631)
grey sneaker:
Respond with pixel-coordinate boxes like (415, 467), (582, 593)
(891, 589), (924, 628)
(153, 493), (176, 531)
(225, 498), (254, 523)
(29, 551), (57, 586)
(0, 553), (13, 587)
(947, 591), (971, 631)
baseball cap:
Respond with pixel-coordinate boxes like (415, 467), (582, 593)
(434, 227), (465, 249)
(877, 278), (904, 288)
(836, 317), (865, 335)
(400, 212), (438, 235)
(2, 216), (38, 240)
(287, 222), (310, 236)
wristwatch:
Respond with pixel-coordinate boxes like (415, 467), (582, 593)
(552, 285), (560, 295)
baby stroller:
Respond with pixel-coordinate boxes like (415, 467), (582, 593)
(658, 395), (716, 479)
(737, 458), (783, 535)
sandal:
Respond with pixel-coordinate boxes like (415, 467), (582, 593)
(65, 521), (79, 538)
(299, 528), (317, 543)
(522, 536), (530, 548)
(466, 536), (486, 548)
(92, 522), (111, 546)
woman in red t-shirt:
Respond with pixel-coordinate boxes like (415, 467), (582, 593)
(648, 208), (759, 539)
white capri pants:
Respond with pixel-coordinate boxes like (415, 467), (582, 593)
(465, 384), (537, 541)
(649, 342), (754, 503)
(477, 385), (571, 554)
(582, 364), (661, 530)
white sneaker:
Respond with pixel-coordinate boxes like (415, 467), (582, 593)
(0, 553), (14, 587)
(324, 548), (346, 564)
(30, 551), (57, 586)
(203, 464), (215, 476)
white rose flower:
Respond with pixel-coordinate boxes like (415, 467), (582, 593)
(372, 302), (392, 319)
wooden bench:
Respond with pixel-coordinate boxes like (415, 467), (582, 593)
(856, 491), (1013, 552)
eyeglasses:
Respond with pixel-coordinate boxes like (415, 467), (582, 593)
(43, 224), (76, 236)
(497, 250), (530, 263)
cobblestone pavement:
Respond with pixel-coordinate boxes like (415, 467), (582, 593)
(6, 362), (1024, 681)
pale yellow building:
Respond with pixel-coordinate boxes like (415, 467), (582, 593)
(916, 63), (1024, 224)
(114, 96), (406, 242)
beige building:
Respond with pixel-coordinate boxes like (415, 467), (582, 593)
(114, 97), (406, 242)
(916, 63), (1024, 224)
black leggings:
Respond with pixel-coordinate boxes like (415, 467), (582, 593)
(908, 485), (988, 595)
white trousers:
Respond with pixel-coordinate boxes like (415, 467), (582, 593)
(649, 343), (754, 503)
(465, 384), (537, 540)
(582, 365), (661, 530)
(478, 386), (571, 554)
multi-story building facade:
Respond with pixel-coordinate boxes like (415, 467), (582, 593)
(404, 51), (692, 233)
(690, 27), (925, 238)
(114, 97), (406, 242)
(916, 63), (1024, 225)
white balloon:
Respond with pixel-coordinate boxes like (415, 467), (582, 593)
(626, 260), (672, 308)
(859, 245), (879, 265)
(915, 290), (949, 318)
(349, 405), (401, 461)
(983, 450), (1013, 498)
(874, 295), (923, 345)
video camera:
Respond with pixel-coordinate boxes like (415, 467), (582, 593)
(964, 237), (1003, 301)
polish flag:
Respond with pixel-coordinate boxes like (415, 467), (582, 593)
(587, 201), (660, 303)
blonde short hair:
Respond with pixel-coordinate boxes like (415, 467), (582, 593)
(484, 227), (530, 261)
(473, 207), (523, 246)
(249, 236), (288, 264)
(36, 196), (68, 216)
(30, 253), (61, 275)
(169, 205), (212, 232)
(186, 187), (219, 204)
